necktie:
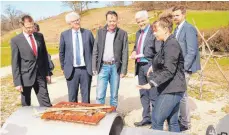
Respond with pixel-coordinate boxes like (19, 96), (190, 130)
(137, 30), (144, 62)
(29, 35), (37, 56)
(75, 31), (81, 65)
(174, 27), (178, 38)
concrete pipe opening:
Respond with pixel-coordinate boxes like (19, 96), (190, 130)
(1, 107), (125, 135)
(109, 116), (124, 135)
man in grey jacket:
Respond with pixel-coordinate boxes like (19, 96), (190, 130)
(92, 11), (128, 108)
(172, 6), (201, 131)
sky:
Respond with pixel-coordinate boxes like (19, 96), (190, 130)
(1, 1), (132, 21)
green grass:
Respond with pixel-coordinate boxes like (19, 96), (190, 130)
(0, 45), (58, 67)
(216, 57), (229, 67)
(186, 11), (229, 30)
(1, 32), (18, 47)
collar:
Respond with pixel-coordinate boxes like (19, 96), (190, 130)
(164, 34), (175, 44)
(143, 24), (150, 33)
(107, 27), (117, 33)
(23, 31), (33, 38)
(72, 28), (81, 33)
(177, 20), (185, 30)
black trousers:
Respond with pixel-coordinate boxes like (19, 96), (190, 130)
(137, 62), (159, 122)
(66, 66), (92, 103)
(21, 72), (52, 107)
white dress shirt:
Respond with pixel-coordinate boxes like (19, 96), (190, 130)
(72, 29), (85, 67)
(23, 32), (38, 53)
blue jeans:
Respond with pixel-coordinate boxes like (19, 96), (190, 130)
(96, 64), (120, 107)
(152, 92), (184, 132)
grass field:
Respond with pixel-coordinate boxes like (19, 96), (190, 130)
(186, 11), (229, 30)
(0, 46), (59, 67)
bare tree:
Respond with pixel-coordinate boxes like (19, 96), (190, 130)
(1, 5), (26, 34)
(106, 1), (125, 7)
(4, 5), (25, 30)
(62, 1), (98, 12)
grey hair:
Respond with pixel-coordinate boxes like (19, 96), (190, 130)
(65, 12), (80, 24)
(135, 10), (148, 19)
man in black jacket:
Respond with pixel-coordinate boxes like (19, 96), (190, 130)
(10, 15), (52, 107)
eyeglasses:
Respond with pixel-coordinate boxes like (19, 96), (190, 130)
(24, 26), (34, 30)
(71, 19), (80, 23)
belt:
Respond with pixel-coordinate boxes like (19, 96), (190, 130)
(103, 61), (115, 65)
(137, 62), (148, 66)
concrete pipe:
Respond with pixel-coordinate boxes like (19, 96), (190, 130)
(1, 106), (124, 135)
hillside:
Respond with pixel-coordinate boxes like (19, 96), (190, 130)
(1, 7), (229, 67)
(1, 7), (229, 44)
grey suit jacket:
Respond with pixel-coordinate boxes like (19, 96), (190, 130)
(133, 26), (162, 75)
(59, 28), (94, 79)
(10, 32), (50, 87)
(92, 25), (128, 75)
(175, 21), (201, 73)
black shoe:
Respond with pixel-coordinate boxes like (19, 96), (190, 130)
(134, 121), (151, 127)
(180, 124), (189, 132)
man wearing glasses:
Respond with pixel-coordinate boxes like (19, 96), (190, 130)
(10, 15), (52, 107)
(59, 12), (94, 103)
(130, 11), (161, 127)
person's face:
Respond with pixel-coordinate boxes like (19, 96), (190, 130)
(106, 14), (118, 30)
(70, 17), (81, 30)
(22, 19), (34, 35)
(33, 26), (38, 32)
(153, 23), (167, 41)
(172, 10), (185, 25)
(136, 17), (149, 30)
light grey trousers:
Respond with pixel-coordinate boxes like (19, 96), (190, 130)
(178, 72), (191, 129)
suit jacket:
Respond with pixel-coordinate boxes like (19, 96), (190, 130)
(92, 25), (128, 75)
(59, 28), (94, 79)
(10, 32), (50, 87)
(133, 26), (161, 75)
(175, 21), (201, 73)
(149, 35), (187, 94)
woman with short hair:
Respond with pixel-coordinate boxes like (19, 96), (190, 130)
(138, 16), (187, 132)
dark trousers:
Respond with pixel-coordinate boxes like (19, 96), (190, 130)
(21, 72), (52, 107)
(137, 62), (159, 122)
(66, 66), (92, 103)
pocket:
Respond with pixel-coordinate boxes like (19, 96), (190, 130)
(21, 69), (29, 74)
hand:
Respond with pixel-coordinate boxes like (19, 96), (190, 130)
(130, 51), (136, 60)
(46, 76), (51, 84)
(120, 74), (125, 78)
(93, 71), (98, 76)
(136, 83), (151, 89)
(15, 85), (23, 92)
(135, 54), (144, 59)
(147, 66), (153, 77)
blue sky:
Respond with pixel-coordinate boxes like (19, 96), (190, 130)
(1, 1), (132, 21)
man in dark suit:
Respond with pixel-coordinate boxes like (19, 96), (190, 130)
(130, 11), (161, 127)
(172, 6), (201, 131)
(10, 15), (52, 107)
(92, 11), (128, 108)
(59, 12), (94, 103)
